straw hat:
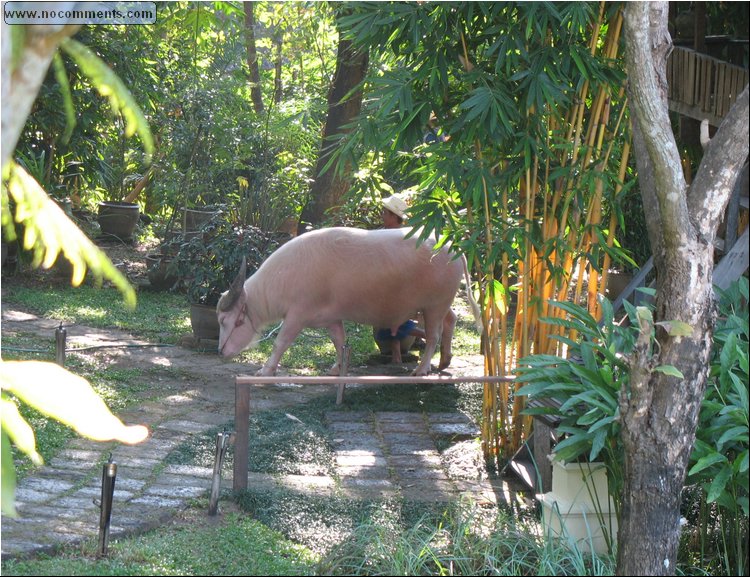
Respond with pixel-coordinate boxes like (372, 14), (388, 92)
(381, 194), (409, 219)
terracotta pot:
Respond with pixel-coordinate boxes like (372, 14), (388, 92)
(98, 201), (140, 240)
(145, 253), (177, 290)
(183, 207), (220, 232)
(189, 302), (220, 340)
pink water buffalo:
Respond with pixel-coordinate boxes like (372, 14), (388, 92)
(216, 226), (480, 376)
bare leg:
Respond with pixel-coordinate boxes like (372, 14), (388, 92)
(391, 339), (402, 364)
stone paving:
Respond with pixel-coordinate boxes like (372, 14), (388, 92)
(0, 307), (524, 560)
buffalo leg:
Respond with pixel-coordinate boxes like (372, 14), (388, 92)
(413, 310), (442, 376)
(260, 319), (304, 375)
(438, 308), (457, 370)
(326, 321), (346, 375)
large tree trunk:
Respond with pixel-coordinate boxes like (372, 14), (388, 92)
(618, 3), (749, 575)
(297, 22), (368, 234)
(243, 1), (264, 115)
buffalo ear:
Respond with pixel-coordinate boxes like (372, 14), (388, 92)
(218, 257), (247, 312)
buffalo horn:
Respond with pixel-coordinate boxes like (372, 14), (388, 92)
(219, 257), (247, 312)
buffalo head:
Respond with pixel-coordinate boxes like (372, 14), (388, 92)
(217, 258), (260, 357)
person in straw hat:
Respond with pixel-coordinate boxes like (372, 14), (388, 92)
(373, 192), (427, 363)
(381, 192), (409, 229)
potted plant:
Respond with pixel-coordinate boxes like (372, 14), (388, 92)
(515, 297), (634, 556)
(93, 127), (150, 241)
(171, 217), (282, 341)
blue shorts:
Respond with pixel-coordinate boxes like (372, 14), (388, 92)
(375, 320), (417, 341)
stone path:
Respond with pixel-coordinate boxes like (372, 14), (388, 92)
(1, 307), (523, 559)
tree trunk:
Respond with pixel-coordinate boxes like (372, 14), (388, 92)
(618, 3), (749, 575)
(1, 14), (80, 171)
(297, 23), (368, 234)
(243, 1), (264, 115)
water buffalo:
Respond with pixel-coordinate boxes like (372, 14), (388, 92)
(217, 227), (479, 375)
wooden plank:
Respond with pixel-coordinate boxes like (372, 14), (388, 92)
(611, 256), (654, 315)
(236, 375), (514, 386)
(701, 56), (713, 112)
(233, 383), (251, 491)
(533, 421), (553, 492)
(714, 228), (749, 291)
(716, 64), (727, 117)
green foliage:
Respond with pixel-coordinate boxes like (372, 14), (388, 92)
(516, 279), (749, 575)
(2, 162), (136, 304)
(15, 3), (334, 220)
(59, 38), (154, 162)
(170, 218), (283, 305)
(516, 296), (635, 513)
(687, 277), (749, 576)
(1, 512), (317, 576)
(336, 1), (629, 263)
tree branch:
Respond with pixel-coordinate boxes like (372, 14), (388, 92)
(623, 2), (691, 260)
(687, 85), (749, 239)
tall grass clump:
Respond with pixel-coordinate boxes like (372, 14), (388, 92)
(317, 500), (614, 576)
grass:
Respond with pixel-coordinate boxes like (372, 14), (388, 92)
(2, 282), (190, 342)
(1, 510), (318, 576)
(1, 272), (618, 576)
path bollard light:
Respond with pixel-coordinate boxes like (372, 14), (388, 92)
(96, 455), (117, 557)
(55, 322), (66, 366)
(208, 430), (232, 516)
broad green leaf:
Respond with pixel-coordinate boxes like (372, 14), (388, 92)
(0, 397), (42, 465)
(656, 320), (694, 337)
(60, 38), (154, 161)
(689, 452), (727, 476)
(2, 431), (18, 516)
(6, 163), (136, 308)
(653, 365), (684, 379)
(739, 450), (749, 473)
(707, 467), (732, 504)
(1, 360), (149, 445)
(717, 425), (749, 450)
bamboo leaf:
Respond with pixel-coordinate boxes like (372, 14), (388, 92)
(60, 38), (153, 161)
(52, 53), (76, 144)
(1, 360), (149, 445)
(6, 163), (136, 307)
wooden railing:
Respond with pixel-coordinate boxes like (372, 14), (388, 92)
(667, 46), (749, 126)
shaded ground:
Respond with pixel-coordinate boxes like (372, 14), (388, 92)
(1, 240), (533, 559)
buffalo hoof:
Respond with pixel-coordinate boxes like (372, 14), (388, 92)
(438, 354), (452, 371)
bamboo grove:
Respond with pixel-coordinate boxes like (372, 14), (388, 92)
(340, 2), (633, 462)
